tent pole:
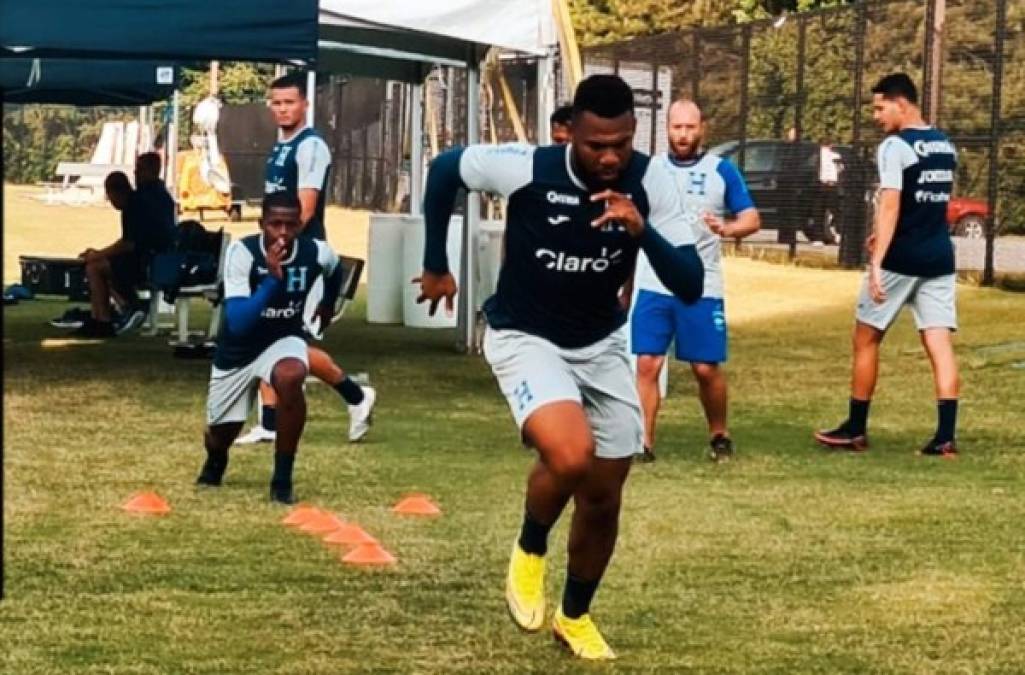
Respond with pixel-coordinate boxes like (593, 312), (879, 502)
(306, 70), (316, 127)
(537, 51), (554, 144)
(459, 47), (481, 354)
(167, 89), (180, 195)
(410, 82), (424, 215)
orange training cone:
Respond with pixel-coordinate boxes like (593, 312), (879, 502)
(393, 494), (441, 516)
(299, 512), (347, 535)
(342, 542), (396, 566)
(323, 523), (377, 546)
(121, 491), (171, 515)
(281, 505), (323, 527)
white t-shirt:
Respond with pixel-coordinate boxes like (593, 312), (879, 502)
(634, 152), (755, 299)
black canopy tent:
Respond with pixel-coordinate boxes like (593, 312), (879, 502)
(1, 59), (178, 106)
(0, 0), (318, 63)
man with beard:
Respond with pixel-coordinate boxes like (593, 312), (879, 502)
(631, 100), (760, 463)
(415, 75), (704, 660)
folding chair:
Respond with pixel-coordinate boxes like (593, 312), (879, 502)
(144, 230), (231, 345)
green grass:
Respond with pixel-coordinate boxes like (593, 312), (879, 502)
(3, 261), (1025, 673)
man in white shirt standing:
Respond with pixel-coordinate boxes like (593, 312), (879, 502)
(631, 100), (761, 463)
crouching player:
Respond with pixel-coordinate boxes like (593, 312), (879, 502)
(197, 192), (343, 503)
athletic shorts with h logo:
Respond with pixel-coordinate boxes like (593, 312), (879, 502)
(483, 326), (643, 460)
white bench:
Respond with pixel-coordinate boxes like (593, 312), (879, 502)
(37, 162), (133, 206)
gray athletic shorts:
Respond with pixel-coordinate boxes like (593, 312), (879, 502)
(206, 336), (309, 426)
(483, 326), (643, 460)
(856, 270), (957, 332)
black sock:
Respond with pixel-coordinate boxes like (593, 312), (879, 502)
(518, 510), (553, 556)
(562, 573), (601, 619)
(935, 399), (958, 443)
(271, 451), (295, 494)
(261, 405), (277, 432)
(847, 398), (871, 435)
(199, 447), (228, 483)
(334, 376), (365, 406)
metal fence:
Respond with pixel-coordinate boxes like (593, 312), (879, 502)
(310, 76), (409, 212)
(579, 0), (1022, 281)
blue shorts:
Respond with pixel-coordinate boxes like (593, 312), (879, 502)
(630, 291), (728, 364)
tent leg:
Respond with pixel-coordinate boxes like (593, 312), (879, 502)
(410, 82), (423, 216)
(167, 89), (179, 200)
(306, 70), (316, 128)
(458, 48), (481, 354)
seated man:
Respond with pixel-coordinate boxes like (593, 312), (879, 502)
(196, 191), (345, 504)
(75, 152), (176, 337)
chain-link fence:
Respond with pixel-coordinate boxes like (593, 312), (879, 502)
(580, 0), (1022, 281)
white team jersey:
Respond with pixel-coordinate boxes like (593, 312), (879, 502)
(634, 152), (753, 299)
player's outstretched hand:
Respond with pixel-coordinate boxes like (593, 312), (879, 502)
(590, 190), (644, 237)
(414, 270), (458, 316)
(266, 237), (287, 280)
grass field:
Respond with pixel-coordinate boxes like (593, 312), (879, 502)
(4, 185), (1025, 673)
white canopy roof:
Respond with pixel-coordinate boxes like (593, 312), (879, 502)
(318, 0), (557, 81)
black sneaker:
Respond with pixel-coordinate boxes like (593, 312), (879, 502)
(270, 484), (296, 505)
(115, 306), (147, 335)
(814, 424), (868, 451)
(920, 439), (958, 458)
(71, 318), (116, 338)
(50, 307), (92, 329)
(709, 434), (734, 462)
(635, 446), (656, 463)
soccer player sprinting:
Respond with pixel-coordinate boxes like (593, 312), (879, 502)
(816, 73), (960, 457)
(631, 100), (760, 463)
(197, 193), (345, 503)
(236, 72), (375, 447)
(416, 75), (704, 660)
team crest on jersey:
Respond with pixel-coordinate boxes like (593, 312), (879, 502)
(274, 145), (293, 167)
(285, 266), (308, 292)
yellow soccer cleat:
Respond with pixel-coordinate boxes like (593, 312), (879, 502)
(505, 542), (546, 631)
(552, 608), (617, 660)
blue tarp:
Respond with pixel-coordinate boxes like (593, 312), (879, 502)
(1, 59), (177, 105)
(1, 0), (318, 63)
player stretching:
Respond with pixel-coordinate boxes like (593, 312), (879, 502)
(197, 192), (344, 503)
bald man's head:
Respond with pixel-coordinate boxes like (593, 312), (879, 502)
(667, 99), (705, 160)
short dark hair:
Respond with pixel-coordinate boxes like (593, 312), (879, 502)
(104, 171), (132, 193)
(135, 152), (162, 178)
(572, 74), (634, 120)
(262, 191), (301, 215)
(550, 104), (573, 126)
(270, 72), (307, 97)
(871, 73), (918, 105)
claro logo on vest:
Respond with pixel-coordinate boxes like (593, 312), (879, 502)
(535, 247), (623, 273)
(262, 299), (304, 319)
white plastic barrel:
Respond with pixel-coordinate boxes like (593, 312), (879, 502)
(401, 215), (463, 328)
(367, 214), (412, 324)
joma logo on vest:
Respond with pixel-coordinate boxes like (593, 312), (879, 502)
(535, 247), (623, 272)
